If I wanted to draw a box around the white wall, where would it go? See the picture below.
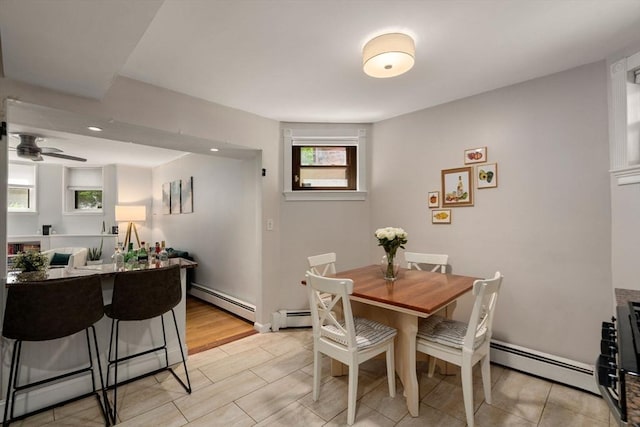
[1,76,280,327]
[8,163,116,236]
[115,164,153,245]
[152,153,261,304]
[371,61,611,364]
[278,123,373,311]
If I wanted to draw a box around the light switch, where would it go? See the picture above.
[266,219,274,231]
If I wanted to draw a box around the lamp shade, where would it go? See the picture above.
[115,205,146,222]
[363,33,415,78]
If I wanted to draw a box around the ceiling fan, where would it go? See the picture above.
[10,133,87,162]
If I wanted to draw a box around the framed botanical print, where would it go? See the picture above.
[432,209,451,224]
[477,163,498,189]
[441,167,474,207]
[428,191,440,208]
[464,147,487,164]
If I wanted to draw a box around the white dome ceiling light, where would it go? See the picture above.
[362,33,415,78]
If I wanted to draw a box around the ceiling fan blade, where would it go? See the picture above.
[41,152,87,162]
[39,147,63,154]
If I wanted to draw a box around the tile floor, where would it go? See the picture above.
[11,329,612,426]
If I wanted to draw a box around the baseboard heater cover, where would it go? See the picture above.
[271,309,312,331]
[189,283,256,322]
[490,339,598,394]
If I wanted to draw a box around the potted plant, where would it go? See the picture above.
[13,251,49,281]
[87,237,104,265]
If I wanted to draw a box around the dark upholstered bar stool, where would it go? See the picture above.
[2,275,110,426]
[105,264,191,423]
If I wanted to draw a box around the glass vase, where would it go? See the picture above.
[381,254,400,281]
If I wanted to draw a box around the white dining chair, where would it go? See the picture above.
[416,271,503,427]
[405,251,449,273]
[307,252,337,276]
[306,271,397,425]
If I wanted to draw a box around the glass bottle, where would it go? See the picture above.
[159,240,169,264]
[138,241,148,264]
[114,245,124,271]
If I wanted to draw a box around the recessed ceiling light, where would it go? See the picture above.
[210,148,219,152]
[87,126,103,132]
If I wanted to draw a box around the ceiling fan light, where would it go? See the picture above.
[363,33,415,78]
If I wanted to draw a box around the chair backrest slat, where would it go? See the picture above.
[405,252,449,273]
[306,270,357,349]
[463,271,503,351]
[307,252,337,277]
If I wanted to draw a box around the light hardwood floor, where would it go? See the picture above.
[185,296,256,355]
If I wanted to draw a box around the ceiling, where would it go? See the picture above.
[2,0,640,125]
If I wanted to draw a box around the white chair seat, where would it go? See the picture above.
[417,316,486,349]
[324,317,397,350]
[416,271,503,427]
[306,270,397,425]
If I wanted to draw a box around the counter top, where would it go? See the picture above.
[7,257,197,284]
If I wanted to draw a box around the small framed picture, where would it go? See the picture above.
[432,209,452,224]
[428,191,440,208]
[464,147,487,164]
[162,182,171,215]
[477,163,498,189]
[441,167,474,207]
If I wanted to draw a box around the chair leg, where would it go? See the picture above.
[386,343,396,397]
[169,309,192,393]
[109,319,121,424]
[312,350,321,401]
[427,355,437,378]
[87,326,111,426]
[461,362,475,427]
[480,354,492,404]
[347,363,358,425]
[2,340,21,426]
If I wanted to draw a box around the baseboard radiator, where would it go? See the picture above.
[189,283,256,323]
[271,309,312,331]
[490,339,597,394]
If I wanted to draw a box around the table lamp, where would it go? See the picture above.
[115,205,146,249]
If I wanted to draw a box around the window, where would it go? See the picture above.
[283,128,367,201]
[292,145,357,190]
[64,166,103,213]
[8,162,36,212]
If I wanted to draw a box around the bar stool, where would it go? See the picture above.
[105,264,191,423]
[2,275,110,426]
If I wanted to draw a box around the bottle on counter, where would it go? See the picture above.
[137,241,148,265]
[114,245,124,271]
[159,240,169,265]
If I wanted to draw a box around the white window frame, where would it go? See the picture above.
[283,128,367,201]
[63,166,104,214]
[8,162,37,213]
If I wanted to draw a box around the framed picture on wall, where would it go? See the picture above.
[464,147,487,164]
[170,179,181,214]
[162,182,171,215]
[477,163,498,189]
[181,177,194,213]
[428,191,440,208]
[432,209,451,224]
[441,167,474,207]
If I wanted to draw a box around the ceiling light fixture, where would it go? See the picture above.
[87,126,103,132]
[362,33,415,78]
[209,148,219,152]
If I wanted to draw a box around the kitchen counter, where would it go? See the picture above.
[1,258,196,418]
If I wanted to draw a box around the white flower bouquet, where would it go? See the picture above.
[374,227,408,280]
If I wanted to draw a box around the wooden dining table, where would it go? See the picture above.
[331,264,478,417]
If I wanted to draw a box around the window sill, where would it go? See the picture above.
[611,165,640,185]
[283,191,367,201]
[62,210,104,216]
